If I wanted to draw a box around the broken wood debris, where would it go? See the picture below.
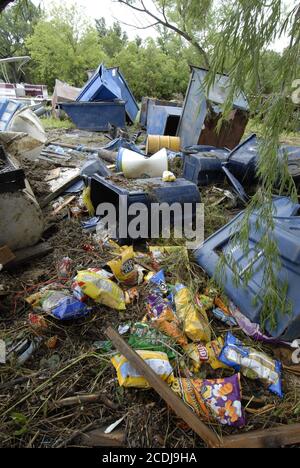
[4,242,53,270]
[40,174,81,208]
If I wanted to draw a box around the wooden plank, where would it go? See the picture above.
[40,175,81,209]
[222,424,300,448]
[45,168,61,182]
[105,327,220,448]
[0,245,15,266]
[4,242,53,270]
[48,141,117,163]
[52,195,76,216]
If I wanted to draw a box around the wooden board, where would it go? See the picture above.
[106,327,300,449]
[105,327,220,448]
[40,175,81,209]
[0,245,15,266]
[52,195,76,216]
[4,242,53,270]
[222,424,300,448]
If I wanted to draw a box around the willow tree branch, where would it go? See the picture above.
[116,0,210,67]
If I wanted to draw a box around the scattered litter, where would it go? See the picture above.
[116,147,168,179]
[111,350,174,388]
[75,270,126,310]
[104,416,126,435]
[162,170,176,182]
[219,332,283,397]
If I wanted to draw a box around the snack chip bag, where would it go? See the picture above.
[171,375,245,428]
[125,287,139,305]
[146,293,188,347]
[184,337,229,371]
[36,289,91,320]
[82,186,95,216]
[195,374,246,428]
[212,308,237,327]
[128,323,177,359]
[108,246,139,287]
[75,270,126,311]
[219,333,283,397]
[146,293,173,319]
[175,284,211,343]
[72,268,113,302]
[149,270,169,296]
[171,378,209,419]
[111,350,174,388]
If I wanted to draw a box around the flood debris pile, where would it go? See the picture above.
[0,62,300,449]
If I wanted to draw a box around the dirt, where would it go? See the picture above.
[0,127,299,448]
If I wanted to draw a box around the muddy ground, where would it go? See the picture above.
[0,127,299,448]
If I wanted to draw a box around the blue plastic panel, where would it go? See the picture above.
[77,64,122,102]
[183,154,224,186]
[59,101,126,131]
[147,103,182,135]
[194,196,300,341]
[107,67,139,124]
[90,175,201,242]
[0,98,23,131]
[227,134,300,184]
[177,67,249,149]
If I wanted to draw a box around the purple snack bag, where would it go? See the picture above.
[195,374,246,428]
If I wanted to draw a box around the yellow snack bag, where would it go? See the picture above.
[108,246,138,286]
[82,186,95,216]
[184,337,229,372]
[171,378,210,419]
[76,270,126,310]
[174,284,211,343]
[111,350,174,388]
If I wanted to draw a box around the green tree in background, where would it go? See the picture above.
[96,17,128,56]
[0,0,41,81]
[26,4,108,89]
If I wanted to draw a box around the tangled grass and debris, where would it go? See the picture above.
[0,128,299,449]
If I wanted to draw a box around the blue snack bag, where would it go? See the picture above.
[219,333,283,398]
[212,308,237,327]
[51,296,92,321]
[149,270,169,296]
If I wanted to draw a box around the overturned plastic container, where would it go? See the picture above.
[147,103,182,136]
[146,135,181,154]
[89,174,201,243]
[194,196,300,341]
[183,154,225,186]
[59,101,126,131]
[77,64,121,102]
[107,67,139,124]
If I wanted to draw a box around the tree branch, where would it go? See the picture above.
[116,0,210,67]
